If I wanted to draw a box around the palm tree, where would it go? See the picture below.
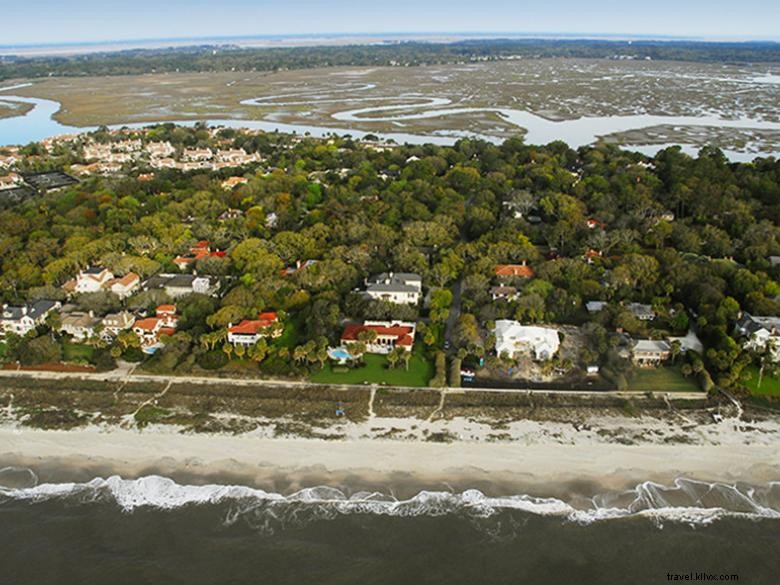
[669,340,682,364]
[398,348,412,371]
[222,342,234,361]
[316,347,328,369]
[234,343,247,359]
[758,339,776,391]
[293,345,307,365]
[350,341,367,364]
[249,339,268,364]
[357,329,378,347]
[386,348,400,369]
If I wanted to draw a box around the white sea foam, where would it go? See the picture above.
[1,474,778,529]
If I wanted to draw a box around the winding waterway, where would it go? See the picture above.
[1,83,779,161]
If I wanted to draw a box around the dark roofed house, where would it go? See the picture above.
[365,273,422,305]
[491,286,519,301]
[627,303,656,321]
[735,313,780,361]
[1,300,61,336]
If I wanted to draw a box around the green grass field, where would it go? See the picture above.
[741,366,780,397]
[62,340,95,363]
[273,320,301,349]
[629,366,701,393]
[311,350,433,387]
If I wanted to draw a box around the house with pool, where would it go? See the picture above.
[336,321,417,357]
[227,312,282,346]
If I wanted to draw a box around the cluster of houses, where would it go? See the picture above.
[69,137,264,177]
[487,261,712,369]
[58,265,189,353]
[172,240,226,271]
[0,252,225,354]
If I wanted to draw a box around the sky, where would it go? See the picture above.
[1,0,779,46]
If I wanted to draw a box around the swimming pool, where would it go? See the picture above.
[328,347,354,361]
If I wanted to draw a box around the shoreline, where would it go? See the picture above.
[2,426,779,497]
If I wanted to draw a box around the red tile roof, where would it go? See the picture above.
[341,323,415,346]
[134,317,161,332]
[174,241,211,265]
[495,264,535,278]
[228,312,278,335]
[113,272,139,287]
[156,304,177,315]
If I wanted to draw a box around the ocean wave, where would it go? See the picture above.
[1,473,778,529]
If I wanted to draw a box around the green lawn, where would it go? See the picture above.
[629,366,701,393]
[62,340,95,363]
[273,320,301,349]
[741,366,780,397]
[311,350,433,387]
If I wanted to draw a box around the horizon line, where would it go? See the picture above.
[3,31,780,51]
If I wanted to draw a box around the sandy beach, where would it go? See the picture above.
[2,426,778,497]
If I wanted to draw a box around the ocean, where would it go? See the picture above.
[1,469,779,584]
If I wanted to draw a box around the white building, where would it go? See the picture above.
[73,267,115,294]
[1,300,61,337]
[108,273,140,299]
[183,148,213,162]
[143,274,218,298]
[365,273,422,305]
[146,142,176,158]
[735,313,780,361]
[493,320,560,361]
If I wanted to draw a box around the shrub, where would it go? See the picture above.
[449,357,462,388]
[429,351,447,387]
[91,348,117,372]
[123,347,145,363]
[197,349,228,370]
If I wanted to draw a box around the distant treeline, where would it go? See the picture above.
[1,39,779,80]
